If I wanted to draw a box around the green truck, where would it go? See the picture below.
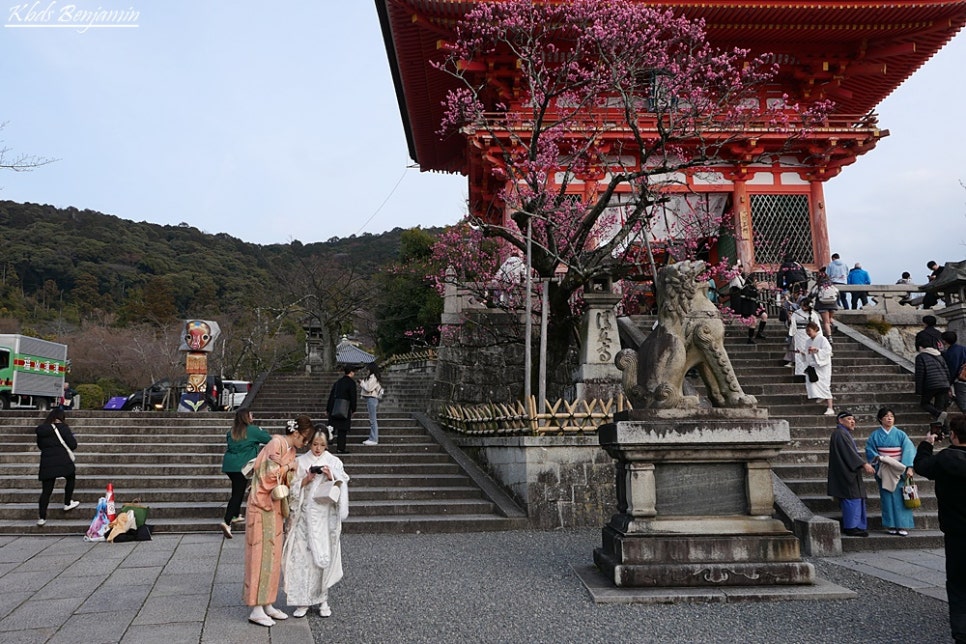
[0,334,68,410]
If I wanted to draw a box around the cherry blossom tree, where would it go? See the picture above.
[433,0,828,369]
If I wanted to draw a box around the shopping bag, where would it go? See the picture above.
[902,475,921,509]
[84,497,110,542]
[119,499,150,528]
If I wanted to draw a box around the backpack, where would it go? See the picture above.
[784,263,807,287]
[817,284,839,305]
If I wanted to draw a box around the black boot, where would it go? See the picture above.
[755,320,767,339]
[747,328,756,344]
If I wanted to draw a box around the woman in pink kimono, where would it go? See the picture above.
[243,415,314,627]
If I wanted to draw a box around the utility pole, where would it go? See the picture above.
[524,218,533,404]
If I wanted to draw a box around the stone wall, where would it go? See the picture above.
[453,435,615,529]
[431,308,578,412]
[430,310,525,413]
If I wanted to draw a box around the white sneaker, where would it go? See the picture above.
[219,522,232,539]
[64,500,80,511]
[293,606,308,618]
[318,602,332,618]
[823,408,836,416]
[264,605,288,620]
[36,518,46,526]
[362,439,378,446]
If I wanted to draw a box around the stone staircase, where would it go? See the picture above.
[0,368,526,535]
[717,322,944,552]
[249,371,527,533]
[0,410,234,535]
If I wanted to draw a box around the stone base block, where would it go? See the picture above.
[601,527,804,563]
[595,527,814,587]
[594,549,814,588]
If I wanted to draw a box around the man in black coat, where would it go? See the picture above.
[827,411,875,537]
[326,365,358,454]
[916,340,951,426]
[915,416,966,643]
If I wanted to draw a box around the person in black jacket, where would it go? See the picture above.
[915,416,966,643]
[326,366,358,454]
[35,408,80,526]
[776,254,808,297]
[916,339,952,426]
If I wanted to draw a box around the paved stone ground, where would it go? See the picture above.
[0,530,954,643]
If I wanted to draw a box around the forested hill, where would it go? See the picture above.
[0,200,438,324]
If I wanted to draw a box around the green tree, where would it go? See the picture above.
[375,228,442,355]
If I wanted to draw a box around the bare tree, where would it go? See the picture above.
[275,252,377,369]
[0,122,55,173]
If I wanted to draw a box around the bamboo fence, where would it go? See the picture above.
[438,395,631,436]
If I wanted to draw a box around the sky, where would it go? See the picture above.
[0,1,963,286]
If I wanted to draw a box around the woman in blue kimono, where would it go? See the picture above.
[864,407,917,535]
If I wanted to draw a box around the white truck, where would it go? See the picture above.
[0,334,68,410]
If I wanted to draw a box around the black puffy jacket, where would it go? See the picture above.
[915,349,951,394]
[36,422,77,480]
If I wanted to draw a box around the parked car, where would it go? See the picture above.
[220,380,251,410]
[121,375,224,411]
[121,379,173,411]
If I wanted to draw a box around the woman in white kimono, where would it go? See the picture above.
[788,297,821,376]
[282,430,349,618]
[802,321,835,415]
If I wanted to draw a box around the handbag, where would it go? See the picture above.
[52,424,75,463]
[119,499,150,528]
[902,475,922,509]
[804,365,819,383]
[331,398,350,421]
[241,458,256,478]
[958,361,966,382]
[313,480,341,504]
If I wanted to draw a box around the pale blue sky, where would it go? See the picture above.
[1,1,963,285]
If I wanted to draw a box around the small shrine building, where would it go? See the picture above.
[376,0,966,272]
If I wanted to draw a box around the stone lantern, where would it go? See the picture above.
[925,260,966,340]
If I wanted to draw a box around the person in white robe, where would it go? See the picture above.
[788,297,821,376]
[282,430,349,618]
[803,321,835,415]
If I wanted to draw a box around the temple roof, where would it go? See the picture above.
[376,0,966,173]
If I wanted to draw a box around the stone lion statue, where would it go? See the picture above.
[616,260,757,409]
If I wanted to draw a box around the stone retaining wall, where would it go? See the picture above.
[452,435,614,529]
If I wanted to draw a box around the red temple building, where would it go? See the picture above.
[376,1,966,271]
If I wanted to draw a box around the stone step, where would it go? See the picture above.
[341,514,529,534]
[840,529,945,552]
[350,486,485,501]
[348,498,497,517]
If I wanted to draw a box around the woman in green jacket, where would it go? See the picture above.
[221,409,271,538]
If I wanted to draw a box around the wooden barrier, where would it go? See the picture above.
[438,395,631,436]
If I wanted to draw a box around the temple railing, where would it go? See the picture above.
[818,284,927,315]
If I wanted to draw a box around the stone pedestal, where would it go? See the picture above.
[593,409,814,588]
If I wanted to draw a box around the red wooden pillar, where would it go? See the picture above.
[809,181,830,268]
[732,180,754,267]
